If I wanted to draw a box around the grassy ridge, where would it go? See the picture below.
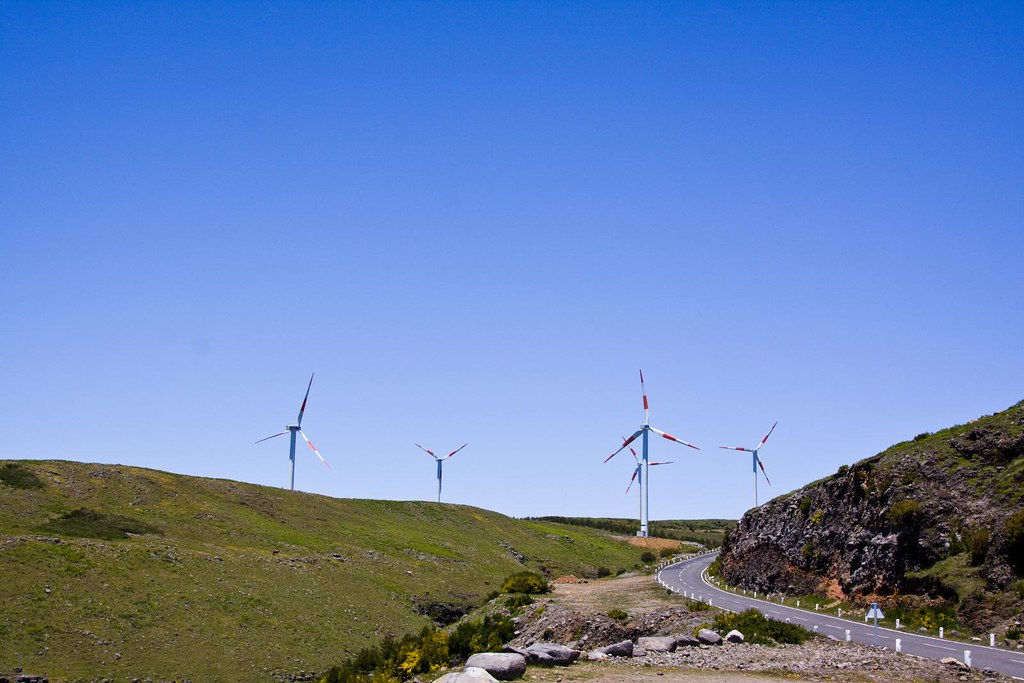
[528,516,735,546]
[0,460,644,681]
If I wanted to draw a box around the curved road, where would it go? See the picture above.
[658,553,1024,681]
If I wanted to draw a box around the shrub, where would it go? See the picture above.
[502,593,533,611]
[37,508,160,540]
[1005,511,1024,574]
[887,499,922,528]
[913,432,931,442]
[1007,627,1021,640]
[500,571,549,595]
[713,609,811,645]
[596,566,611,578]
[449,614,515,660]
[659,547,678,559]
[968,528,990,566]
[323,625,454,682]
[836,464,849,477]
[0,463,44,490]
[606,609,628,621]
[1013,579,1024,600]
[799,497,812,517]
[640,551,656,564]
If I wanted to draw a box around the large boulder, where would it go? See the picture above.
[593,639,633,657]
[637,636,676,653]
[464,653,527,680]
[434,667,500,682]
[697,629,723,645]
[524,642,580,666]
[673,635,700,648]
[725,630,745,643]
[501,645,537,664]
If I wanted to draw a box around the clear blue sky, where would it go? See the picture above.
[2,1,1021,521]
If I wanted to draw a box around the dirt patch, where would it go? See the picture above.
[548,573,683,614]
[613,535,684,550]
[552,575,589,585]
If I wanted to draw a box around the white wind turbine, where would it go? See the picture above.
[622,435,673,529]
[604,370,700,537]
[415,443,467,502]
[720,421,777,507]
[255,373,331,490]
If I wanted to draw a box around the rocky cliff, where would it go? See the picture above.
[719,401,1024,630]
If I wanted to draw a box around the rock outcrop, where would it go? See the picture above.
[719,400,1024,630]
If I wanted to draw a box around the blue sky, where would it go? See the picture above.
[2,1,1021,520]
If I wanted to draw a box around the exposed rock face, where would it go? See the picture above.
[464,653,527,680]
[719,401,1024,618]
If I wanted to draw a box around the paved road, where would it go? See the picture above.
[658,552,1024,681]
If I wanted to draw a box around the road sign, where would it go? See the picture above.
[866,604,884,620]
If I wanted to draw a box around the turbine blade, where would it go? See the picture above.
[255,431,288,444]
[759,420,779,447]
[720,445,753,452]
[626,466,639,493]
[649,461,674,466]
[444,443,468,459]
[757,456,771,486]
[650,427,700,450]
[415,443,437,458]
[296,373,314,427]
[299,430,330,470]
[622,435,640,463]
[639,369,649,422]
[605,429,643,463]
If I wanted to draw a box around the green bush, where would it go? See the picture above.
[1005,511,1024,574]
[37,507,160,540]
[0,463,44,490]
[969,528,990,566]
[799,497,812,517]
[659,547,678,559]
[836,464,849,477]
[502,593,534,611]
[500,571,549,595]
[887,499,922,528]
[1013,579,1024,599]
[640,551,656,564]
[596,566,611,578]
[1007,627,1021,640]
[606,609,628,621]
[713,609,812,645]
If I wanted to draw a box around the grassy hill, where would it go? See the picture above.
[529,516,736,547]
[0,460,645,681]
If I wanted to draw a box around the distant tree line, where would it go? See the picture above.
[527,516,735,547]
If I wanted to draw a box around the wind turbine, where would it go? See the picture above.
[622,435,673,529]
[604,370,700,537]
[255,373,331,490]
[720,421,777,508]
[415,443,467,502]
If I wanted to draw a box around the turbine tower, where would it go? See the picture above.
[255,373,331,490]
[720,420,777,507]
[622,435,673,529]
[604,370,699,537]
[415,443,467,502]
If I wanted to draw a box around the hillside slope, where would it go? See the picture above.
[719,401,1024,632]
[0,460,644,681]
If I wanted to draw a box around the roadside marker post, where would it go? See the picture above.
[939,627,944,639]
[895,618,900,630]
[815,603,819,611]
[845,629,851,642]
[866,602,884,645]
[990,633,995,647]
[895,639,901,653]
[964,650,971,667]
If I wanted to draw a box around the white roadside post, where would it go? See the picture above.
[964,650,972,667]
[813,625,818,633]
[845,629,851,642]
[838,608,843,618]
[939,627,944,639]
[895,639,901,653]
[895,618,900,630]
[990,633,995,647]
[866,602,884,645]
[815,603,820,611]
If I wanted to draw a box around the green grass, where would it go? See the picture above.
[526,516,736,546]
[0,459,645,681]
